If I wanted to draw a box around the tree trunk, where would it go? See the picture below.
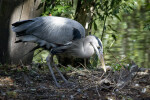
[0,0,44,65]
[74,0,95,35]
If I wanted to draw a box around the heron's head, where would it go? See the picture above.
[87,35,106,72]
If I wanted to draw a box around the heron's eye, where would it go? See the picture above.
[97,47,101,49]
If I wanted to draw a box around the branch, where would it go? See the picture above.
[101,15,107,41]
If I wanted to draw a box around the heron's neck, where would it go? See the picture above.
[82,40,95,58]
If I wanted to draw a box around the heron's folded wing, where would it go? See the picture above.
[26,16,85,45]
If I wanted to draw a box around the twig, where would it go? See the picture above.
[71,83,93,97]
[101,15,107,41]
[108,50,124,69]
[95,84,101,97]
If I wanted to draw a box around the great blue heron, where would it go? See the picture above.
[12,16,106,87]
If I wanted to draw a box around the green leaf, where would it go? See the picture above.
[108,25,118,32]
[114,14,121,21]
[90,54,98,68]
[41,0,46,3]
[93,22,98,30]
[144,23,150,31]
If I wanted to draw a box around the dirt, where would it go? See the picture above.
[0,63,150,100]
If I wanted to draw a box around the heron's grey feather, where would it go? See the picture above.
[19,35,38,42]
[73,28,82,40]
[30,16,85,44]
[12,16,85,46]
[12,20,34,33]
[18,35,57,49]
[12,19,33,26]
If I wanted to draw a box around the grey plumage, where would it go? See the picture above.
[12,16,85,48]
[12,16,106,87]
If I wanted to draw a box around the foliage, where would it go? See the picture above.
[144,23,150,31]
[33,48,49,63]
[104,0,150,68]
[112,64,122,71]
[92,0,135,40]
[42,0,74,18]
[90,54,98,68]
[59,65,72,72]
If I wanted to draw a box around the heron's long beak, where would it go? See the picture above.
[91,43,106,72]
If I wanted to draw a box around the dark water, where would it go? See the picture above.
[101,2,150,68]
[104,28,150,68]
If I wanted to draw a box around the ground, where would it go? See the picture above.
[0,63,150,100]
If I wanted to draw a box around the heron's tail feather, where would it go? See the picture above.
[12,17,43,36]
[12,20,32,27]
[15,40,23,43]
[12,20,33,36]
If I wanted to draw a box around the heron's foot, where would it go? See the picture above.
[64,79,69,84]
[55,82,61,88]
[54,64,69,84]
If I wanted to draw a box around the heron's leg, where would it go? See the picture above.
[54,65,68,83]
[46,54,60,87]
[84,58,86,67]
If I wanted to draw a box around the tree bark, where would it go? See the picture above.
[74,0,95,35]
[0,0,44,65]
